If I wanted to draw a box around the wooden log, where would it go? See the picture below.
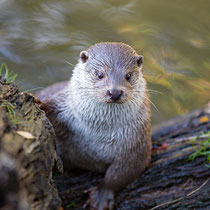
[0,81,62,210]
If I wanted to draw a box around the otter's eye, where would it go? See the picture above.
[125,72,132,81]
[97,71,104,80]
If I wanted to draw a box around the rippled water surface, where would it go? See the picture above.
[0,0,210,124]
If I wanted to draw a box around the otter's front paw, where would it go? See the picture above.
[84,187,114,210]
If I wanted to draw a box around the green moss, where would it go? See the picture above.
[1,102,18,124]
[66,201,77,208]
[188,131,210,167]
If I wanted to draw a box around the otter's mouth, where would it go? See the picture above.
[105,99,125,104]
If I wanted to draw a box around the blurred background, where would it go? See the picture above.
[0,0,209,125]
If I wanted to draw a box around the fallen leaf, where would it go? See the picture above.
[16,131,35,139]
[199,116,209,123]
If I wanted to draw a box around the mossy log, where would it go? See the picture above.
[0,81,62,210]
[0,81,209,210]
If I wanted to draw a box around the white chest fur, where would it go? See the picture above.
[56,87,148,165]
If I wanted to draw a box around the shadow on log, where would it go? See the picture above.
[0,81,209,209]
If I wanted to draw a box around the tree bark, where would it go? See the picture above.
[0,81,62,210]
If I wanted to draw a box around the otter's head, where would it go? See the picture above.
[75,42,145,104]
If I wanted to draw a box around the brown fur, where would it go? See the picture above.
[36,42,152,210]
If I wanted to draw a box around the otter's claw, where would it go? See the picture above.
[84,187,114,210]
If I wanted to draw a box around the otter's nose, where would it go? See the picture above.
[107,89,123,101]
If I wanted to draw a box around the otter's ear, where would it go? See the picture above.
[80,51,89,63]
[137,55,144,67]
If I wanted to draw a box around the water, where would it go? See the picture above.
[0,0,209,125]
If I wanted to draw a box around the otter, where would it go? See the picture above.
[36,42,152,210]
